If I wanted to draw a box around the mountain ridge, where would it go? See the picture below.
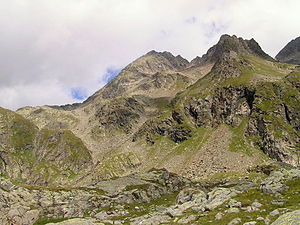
[30,34,275,111]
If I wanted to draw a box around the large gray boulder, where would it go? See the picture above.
[271,209,300,225]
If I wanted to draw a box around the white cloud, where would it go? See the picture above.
[0,0,299,110]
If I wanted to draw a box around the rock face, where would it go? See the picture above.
[276,36,300,65]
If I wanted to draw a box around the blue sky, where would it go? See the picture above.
[0,0,299,109]
[70,67,121,100]
[71,87,88,100]
[103,67,121,84]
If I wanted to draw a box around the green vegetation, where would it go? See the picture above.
[145,127,211,169]
[94,152,140,179]
[34,217,70,225]
[171,127,210,155]
[223,55,287,88]
[0,107,37,151]
[39,129,91,163]
[62,129,91,161]
[202,171,267,185]
[227,119,253,155]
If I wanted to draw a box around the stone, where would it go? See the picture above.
[256,217,265,221]
[206,188,238,211]
[271,210,300,225]
[271,200,285,206]
[227,199,242,208]
[176,188,207,205]
[251,201,262,208]
[245,206,260,212]
[228,217,242,225]
[243,222,257,225]
[261,169,300,194]
[177,215,198,224]
[130,213,171,225]
[226,207,240,214]
[215,212,224,220]
[23,210,40,225]
[269,209,280,217]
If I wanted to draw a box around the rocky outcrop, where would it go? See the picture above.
[246,75,300,166]
[132,117,191,144]
[184,86,254,127]
[276,36,300,65]
[260,168,300,194]
[94,97,145,133]
[176,67,300,166]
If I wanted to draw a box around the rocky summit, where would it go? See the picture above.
[276,36,300,65]
[1,34,300,225]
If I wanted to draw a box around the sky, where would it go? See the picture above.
[0,0,299,110]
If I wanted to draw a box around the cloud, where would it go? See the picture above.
[203,22,229,39]
[0,0,299,110]
[185,17,197,24]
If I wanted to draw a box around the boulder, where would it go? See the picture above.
[271,210,300,225]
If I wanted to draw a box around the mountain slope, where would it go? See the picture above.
[0,107,92,185]
[13,34,300,184]
[276,36,300,65]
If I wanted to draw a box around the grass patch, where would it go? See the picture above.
[0,107,37,151]
[227,119,253,155]
[34,217,70,225]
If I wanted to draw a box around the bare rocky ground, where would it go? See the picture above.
[1,166,300,225]
[181,125,264,179]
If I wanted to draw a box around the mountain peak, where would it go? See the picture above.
[85,50,190,101]
[124,50,189,75]
[191,34,274,66]
[276,36,300,65]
